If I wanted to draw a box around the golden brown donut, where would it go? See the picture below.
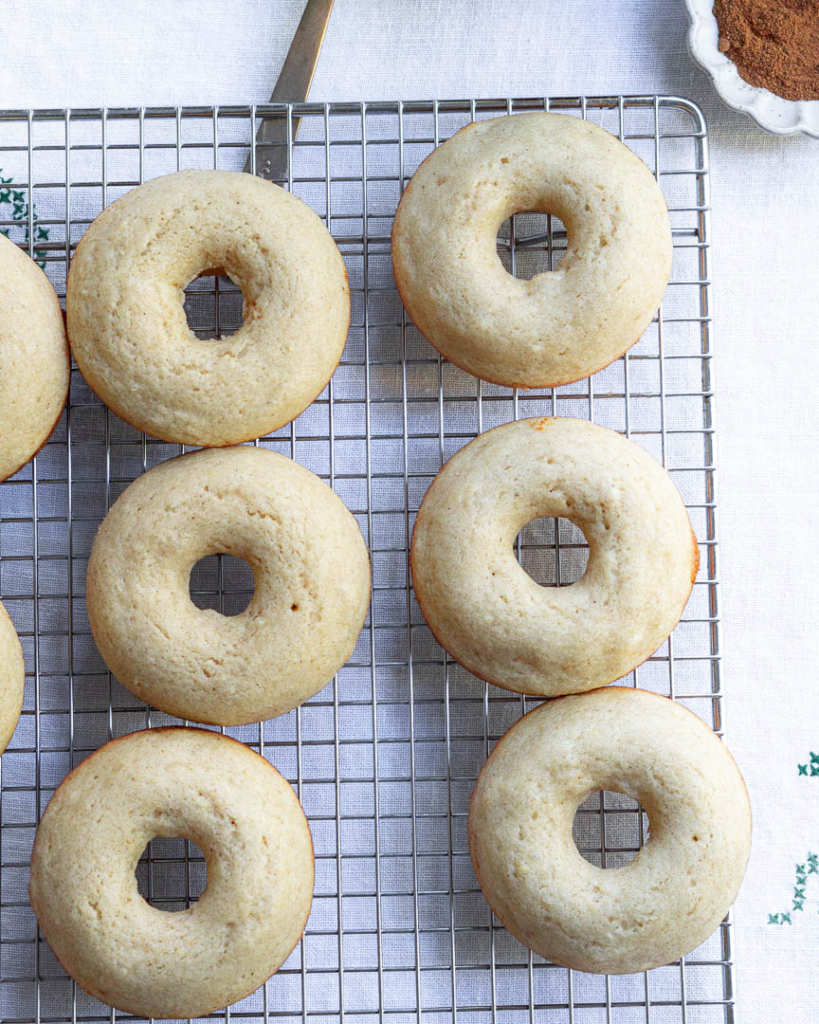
[86,446,371,725]
[0,599,24,753]
[67,169,349,445]
[411,418,697,696]
[393,112,671,388]
[0,232,69,481]
[469,687,752,974]
[29,727,314,1018]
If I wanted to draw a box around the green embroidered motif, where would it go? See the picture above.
[769,855,819,922]
[769,757,819,923]
[0,171,49,269]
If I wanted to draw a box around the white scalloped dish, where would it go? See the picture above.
[685,0,819,137]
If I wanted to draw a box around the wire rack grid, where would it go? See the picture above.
[0,97,726,1024]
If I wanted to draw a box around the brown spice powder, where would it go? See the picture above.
[713,0,819,101]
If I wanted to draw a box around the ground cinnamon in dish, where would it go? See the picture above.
[713,0,819,101]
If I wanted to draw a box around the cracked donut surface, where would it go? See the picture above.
[29,727,314,1018]
[410,417,698,696]
[392,112,671,387]
[468,687,751,974]
[86,446,370,725]
[67,169,349,446]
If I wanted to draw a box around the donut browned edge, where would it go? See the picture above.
[408,421,700,697]
[0,304,70,485]
[65,197,351,448]
[391,122,658,392]
[466,686,751,974]
[0,396,68,485]
[28,726,315,1018]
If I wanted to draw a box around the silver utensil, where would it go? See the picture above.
[244,0,335,180]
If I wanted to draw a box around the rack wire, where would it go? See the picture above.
[0,98,727,1024]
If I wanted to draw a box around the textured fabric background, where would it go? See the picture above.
[1,2,817,1022]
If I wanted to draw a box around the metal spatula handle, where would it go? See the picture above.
[244,0,335,179]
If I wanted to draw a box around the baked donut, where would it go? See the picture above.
[411,417,697,696]
[0,232,69,481]
[67,169,349,446]
[0,600,24,753]
[29,727,314,1018]
[468,687,752,975]
[86,446,370,725]
[392,112,671,388]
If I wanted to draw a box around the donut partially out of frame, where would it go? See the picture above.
[0,600,24,754]
[0,232,69,482]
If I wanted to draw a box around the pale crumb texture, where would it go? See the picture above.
[411,417,697,695]
[0,600,24,753]
[29,727,315,1019]
[86,445,370,725]
[468,687,752,975]
[67,169,350,446]
[0,232,70,481]
[392,112,672,388]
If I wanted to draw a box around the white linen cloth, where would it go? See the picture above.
[1,2,817,1022]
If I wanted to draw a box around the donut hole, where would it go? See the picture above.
[189,554,254,615]
[135,836,207,911]
[496,211,567,278]
[516,517,588,587]
[572,790,650,869]
[184,270,245,340]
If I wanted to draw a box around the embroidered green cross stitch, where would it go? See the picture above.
[769,856,819,924]
[0,171,49,269]
[764,758,819,926]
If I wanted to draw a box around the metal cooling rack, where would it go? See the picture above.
[0,97,727,1024]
